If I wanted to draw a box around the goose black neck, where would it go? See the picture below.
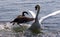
[22,11,28,16]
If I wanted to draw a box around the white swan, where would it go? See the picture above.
[28,5,41,34]
[29,10,60,24]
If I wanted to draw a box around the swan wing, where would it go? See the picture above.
[28,10,60,24]
[28,10,36,18]
[39,10,60,24]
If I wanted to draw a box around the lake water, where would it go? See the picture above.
[0,0,60,37]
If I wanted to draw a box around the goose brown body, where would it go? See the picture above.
[10,11,35,25]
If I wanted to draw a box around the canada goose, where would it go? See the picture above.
[10,11,35,25]
[28,5,42,34]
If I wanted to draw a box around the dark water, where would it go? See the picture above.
[0,0,60,37]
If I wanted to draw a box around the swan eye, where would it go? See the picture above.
[35,6,37,10]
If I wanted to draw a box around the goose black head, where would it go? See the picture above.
[35,5,40,10]
[22,11,28,16]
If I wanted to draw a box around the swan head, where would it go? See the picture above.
[35,5,40,10]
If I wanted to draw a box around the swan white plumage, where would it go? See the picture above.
[29,10,36,18]
[29,10,60,24]
[39,10,60,24]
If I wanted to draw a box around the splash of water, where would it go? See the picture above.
[0,22,12,31]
